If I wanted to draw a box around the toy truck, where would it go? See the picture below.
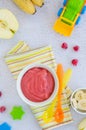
[53,0,86,36]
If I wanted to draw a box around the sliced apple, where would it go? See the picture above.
[78,118,86,130]
[0,9,19,39]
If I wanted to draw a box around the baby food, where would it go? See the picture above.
[21,67,55,102]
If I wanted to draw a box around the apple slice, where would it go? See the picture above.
[0,9,19,39]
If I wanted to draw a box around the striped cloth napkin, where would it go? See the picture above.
[5,41,73,130]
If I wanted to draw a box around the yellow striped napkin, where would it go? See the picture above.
[5,41,73,130]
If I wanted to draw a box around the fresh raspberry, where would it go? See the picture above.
[61,42,68,49]
[0,91,2,97]
[71,59,78,66]
[0,106,6,113]
[73,45,79,51]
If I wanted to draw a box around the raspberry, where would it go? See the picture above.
[73,45,79,51]
[61,42,68,49]
[71,59,78,66]
[0,106,6,113]
[0,91,2,97]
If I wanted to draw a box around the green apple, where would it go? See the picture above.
[0,9,19,39]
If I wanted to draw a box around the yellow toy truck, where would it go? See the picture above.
[53,0,86,36]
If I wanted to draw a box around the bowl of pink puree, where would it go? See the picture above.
[17,64,58,107]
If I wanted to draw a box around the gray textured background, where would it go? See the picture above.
[0,0,86,130]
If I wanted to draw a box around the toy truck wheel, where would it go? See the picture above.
[63,0,67,6]
[57,8,63,16]
[81,6,86,14]
[75,16,81,25]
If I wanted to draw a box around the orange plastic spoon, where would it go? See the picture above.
[55,64,64,123]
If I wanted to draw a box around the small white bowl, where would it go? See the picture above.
[17,64,58,107]
[71,88,86,114]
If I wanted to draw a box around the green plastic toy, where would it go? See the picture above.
[53,0,86,36]
[63,0,85,22]
[10,106,25,120]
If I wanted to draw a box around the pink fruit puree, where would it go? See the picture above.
[21,67,55,102]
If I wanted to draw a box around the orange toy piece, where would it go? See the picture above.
[53,7,76,36]
[55,64,64,123]
[53,18,74,36]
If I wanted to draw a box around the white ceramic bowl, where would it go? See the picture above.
[71,88,86,114]
[17,64,58,107]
